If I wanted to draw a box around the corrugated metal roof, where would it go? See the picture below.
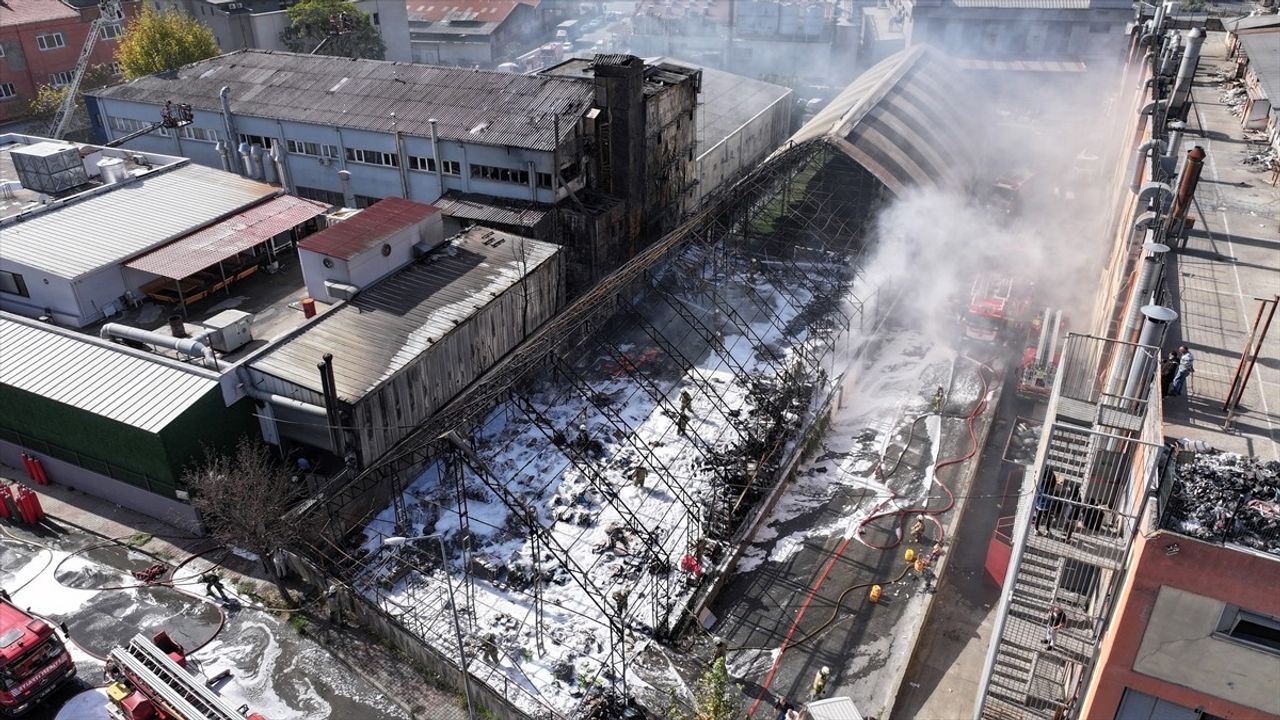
[251,227,560,403]
[92,51,597,152]
[0,0,79,25]
[776,46,978,195]
[1240,32,1280,104]
[125,195,329,279]
[2,164,280,279]
[654,58,792,156]
[300,197,441,259]
[951,0,1089,7]
[0,314,218,433]
[432,190,550,227]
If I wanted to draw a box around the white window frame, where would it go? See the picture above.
[1215,605,1280,656]
[100,23,124,40]
[440,159,461,176]
[345,147,399,167]
[0,83,16,101]
[287,139,339,159]
[48,71,76,88]
[179,125,221,142]
[109,115,171,137]
[36,32,66,51]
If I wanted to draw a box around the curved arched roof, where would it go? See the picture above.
[780,46,979,195]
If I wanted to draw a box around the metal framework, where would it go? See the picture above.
[301,141,891,716]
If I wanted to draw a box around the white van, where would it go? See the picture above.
[806,697,865,720]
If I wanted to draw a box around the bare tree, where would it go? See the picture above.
[184,438,300,605]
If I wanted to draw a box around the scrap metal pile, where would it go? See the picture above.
[1165,451,1280,553]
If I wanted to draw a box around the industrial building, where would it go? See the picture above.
[247,219,563,467]
[859,0,1132,72]
[0,133,331,328]
[406,0,540,66]
[543,56,793,211]
[89,50,700,290]
[170,0,411,61]
[627,0,860,86]
[1225,14,1280,154]
[0,312,254,527]
[0,0,140,125]
[974,14,1280,720]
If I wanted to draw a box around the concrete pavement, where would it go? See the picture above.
[0,466,467,720]
[1162,32,1280,462]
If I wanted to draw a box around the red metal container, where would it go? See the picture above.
[29,456,49,486]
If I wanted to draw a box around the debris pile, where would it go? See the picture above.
[1165,451,1280,554]
[1219,84,1248,117]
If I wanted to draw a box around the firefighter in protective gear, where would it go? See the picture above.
[932,386,945,414]
[677,412,690,436]
[910,517,927,544]
[480,632,499,664]
[632,465,648,488]
[811,666,831,698]
[680,389,693,413]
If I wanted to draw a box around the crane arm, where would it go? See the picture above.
[49,0,123,140]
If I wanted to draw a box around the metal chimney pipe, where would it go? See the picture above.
[1159,31,1182,77]
[1165,120,1185,160]
[428,119,445,191]
[1152,1,1167,33]
[1123,305,1178,406]
[250,145,267,181]
[1170,28,1204,114]
[219,86,240,175]
[1130,138,1167,192]
[1106,243,1170,395]
[1170,145,1205,228]
[270,143,291,193]
[337,170,355,208]
[214,141,233,173]
[238,142,254,177]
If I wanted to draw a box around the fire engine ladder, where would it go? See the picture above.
[109,634,245,720]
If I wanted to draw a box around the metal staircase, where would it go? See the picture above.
[976,334,1164,720]
[109,634,246,720]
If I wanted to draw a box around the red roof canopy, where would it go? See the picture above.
[299,197,440,260]
[125,195,329,279]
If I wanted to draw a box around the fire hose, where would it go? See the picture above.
[743,359,994,716]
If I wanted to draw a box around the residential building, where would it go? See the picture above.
[169,0,411,61]
[0,0,140,125]
[87,50,701,289]
[406,0,540,66]
[627,0,860,86]
[0,133,328,327]
[863,0,1133,72]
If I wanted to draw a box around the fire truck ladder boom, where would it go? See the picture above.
[50,0,123,140]
[108,634,245,720]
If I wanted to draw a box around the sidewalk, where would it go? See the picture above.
[1162,31,1280,462]
[1,463,465,720]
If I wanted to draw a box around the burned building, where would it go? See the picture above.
[87,50,696,295]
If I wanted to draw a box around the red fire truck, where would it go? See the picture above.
[1017,307,1066,400]
[0,599,76,717]
[962,275,1030,344]
[105,632,266,720]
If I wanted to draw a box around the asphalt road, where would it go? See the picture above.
[1,519,405,720]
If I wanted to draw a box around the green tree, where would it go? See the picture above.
[27,64,116,136]
[280,0,385,60]
[669,658,741,720]
[115,7,221,80]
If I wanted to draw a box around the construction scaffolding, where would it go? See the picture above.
[302,141,892,717]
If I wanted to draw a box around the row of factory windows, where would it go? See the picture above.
[105,120,563,189]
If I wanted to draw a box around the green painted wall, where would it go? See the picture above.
[0,384,254,499]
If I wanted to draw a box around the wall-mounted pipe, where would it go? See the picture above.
[249,145,267,182]
[1170,28,1204,114]
[1170,145,1205,226]
[99,323,219,369]
[428,118,445,193]
[238,142,254,178]
[1164,120,1186,160]
[1136,181,1174,210]
[338,170,355,208]
[1130,138,1168,191]
[214,141,233,173]
[219,87,240,176]
[1123,305,1178,407]
[270,143,292,194]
